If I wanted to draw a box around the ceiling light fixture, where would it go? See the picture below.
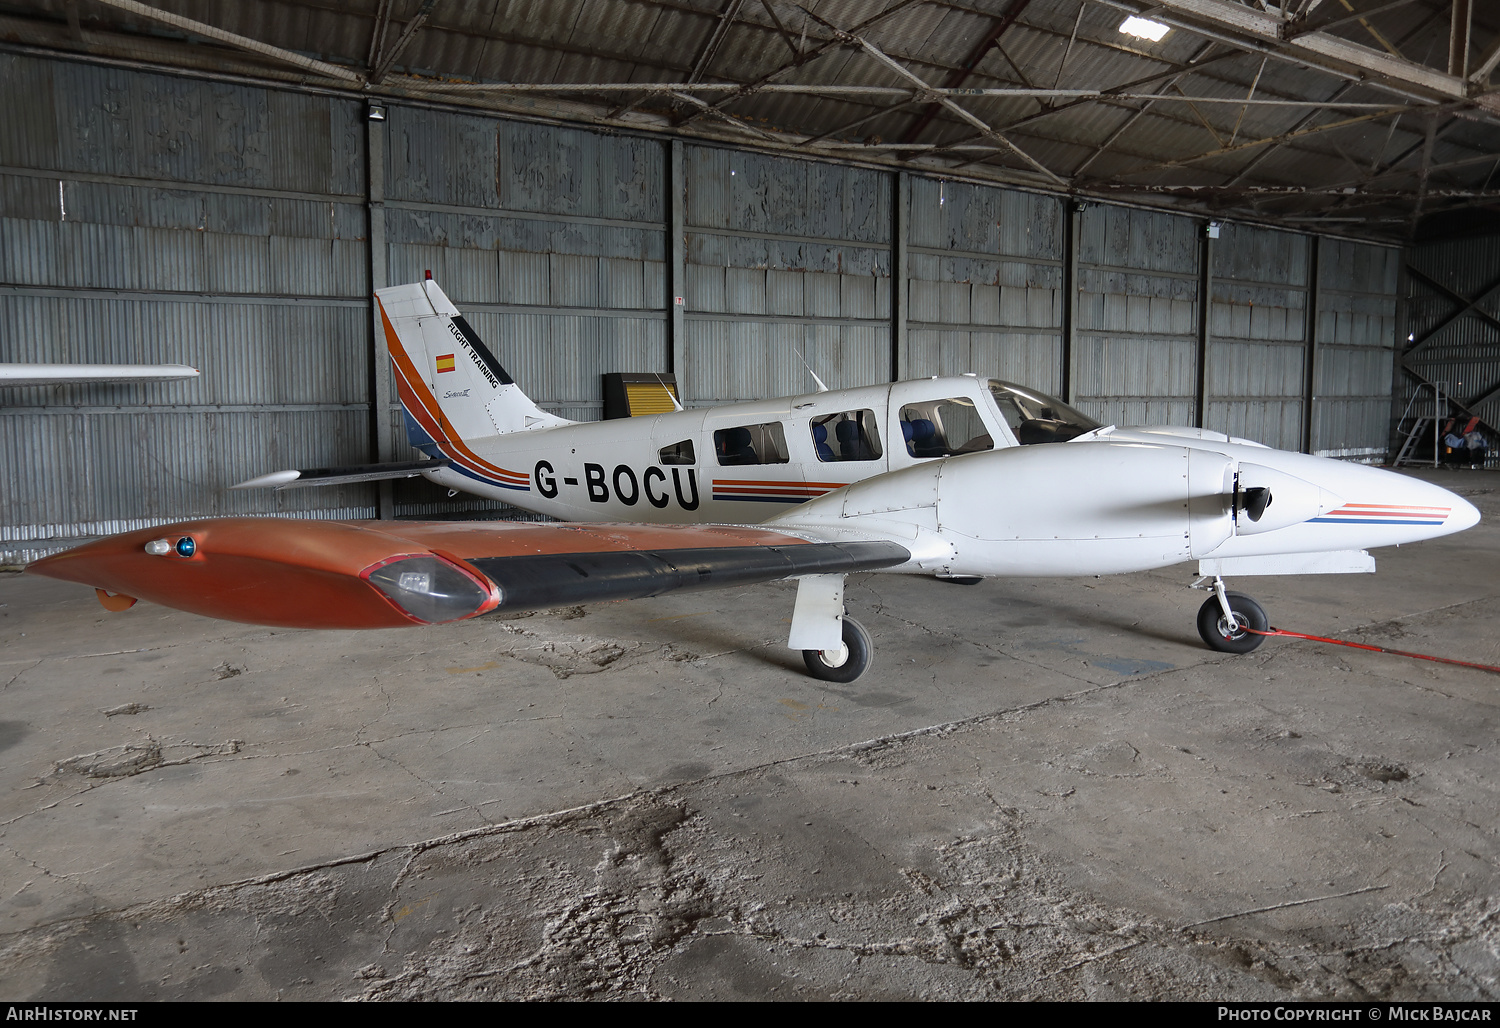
[1119,15,1170,42]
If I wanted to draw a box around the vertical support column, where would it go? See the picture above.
[1301,234,1322,454]
[366,101,395,520]
[668,139,687,401]
[1392,258,1414,460]
[891,170,909,381]
[1194,221,1215,430]
[1061,200,1082,403]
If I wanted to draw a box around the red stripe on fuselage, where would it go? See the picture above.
[1341,503,1449,510]
[1323,505,1448,519]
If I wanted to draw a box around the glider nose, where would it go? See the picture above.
[27,533,134,587]
[26,519,486,629]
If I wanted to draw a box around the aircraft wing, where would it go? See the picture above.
[0,363,200,386]
[27,518,910,630]
[231,459,454,490]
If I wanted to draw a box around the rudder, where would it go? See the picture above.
[376,278,569,450]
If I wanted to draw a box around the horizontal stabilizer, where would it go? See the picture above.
[232,459,452,491]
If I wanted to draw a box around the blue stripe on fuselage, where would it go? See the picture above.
[712,494,806,503]
[446,461,530,492]
[1308,517,1444,525]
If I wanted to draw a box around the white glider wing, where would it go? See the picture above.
[0,364,200,386]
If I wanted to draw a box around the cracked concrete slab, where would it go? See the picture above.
[0,469,1495,999]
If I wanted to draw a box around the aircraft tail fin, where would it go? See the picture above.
[375,279,570,453]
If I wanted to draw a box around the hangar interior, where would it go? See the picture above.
[3,0,1498,560]
[1,0,1499,1003]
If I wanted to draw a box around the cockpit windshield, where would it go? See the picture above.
[986,380,1101,445]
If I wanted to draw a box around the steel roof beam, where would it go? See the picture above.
[1449,0,1472,78]
[1116,102,1413,175]
[1469,30,1500,86]
[687,0,746,83]
[797,10,1064,185]
[85,0,362,83]
[900,0,1032,144]
[408,79,1406,107]
[758,0,803,58]
[370,0,439,84]
[366,0,395,73]
[1288,0,1425,39]
[1098,0,1469,102]
[671,0,925,129]
[1230,8,1467,198]
[1221,80,1358,187]
[800,100,919,146]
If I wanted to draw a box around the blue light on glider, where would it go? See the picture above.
[175,536,196,558]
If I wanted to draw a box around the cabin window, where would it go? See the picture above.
[714,422,789,465]
[659,439,695,465]
[899,398,993,458]
[987,380,1100,444]
[811,410,882,462]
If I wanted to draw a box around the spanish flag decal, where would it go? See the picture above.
[435,353,456,374]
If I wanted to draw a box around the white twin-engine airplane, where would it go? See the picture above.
[32,277,1479,683]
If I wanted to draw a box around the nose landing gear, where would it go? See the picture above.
[1193,575,1268,653]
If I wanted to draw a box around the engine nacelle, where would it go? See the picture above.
[1232,462,1343,535]
[779,442,1238,577]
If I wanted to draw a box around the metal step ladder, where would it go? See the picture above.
[1393,382,1447,467]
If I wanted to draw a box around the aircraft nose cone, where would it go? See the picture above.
[1404,475,1481,537]
[1448,492,1481,533]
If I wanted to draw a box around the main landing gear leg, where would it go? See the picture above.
[1193,575,1268,654]
[789,574,874,682]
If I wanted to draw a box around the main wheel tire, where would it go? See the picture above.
[939,575,983,586]
[803,616,873,683]
[1196,592,1268,653]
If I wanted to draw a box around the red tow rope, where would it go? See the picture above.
[1246,627,1500,676]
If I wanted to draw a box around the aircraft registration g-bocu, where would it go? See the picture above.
[30,279,1480,683]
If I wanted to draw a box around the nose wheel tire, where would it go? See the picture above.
[803,617,872,682]
[1196,592,1268,654]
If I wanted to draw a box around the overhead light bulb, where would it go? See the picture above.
[1119,16,1170,42]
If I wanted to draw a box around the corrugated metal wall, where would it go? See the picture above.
[1400,236,1500,449]
[1,54,373,563]
[1317,238,1400,458]
[1074,204,1201,427]
[1208,222,1309,452]
[384,108,666,421]
[904,179,1062,389]
[0,51,1407,562]
[378,107,667,516]
[684,147,890,401]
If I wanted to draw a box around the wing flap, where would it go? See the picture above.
[466,541,908,611]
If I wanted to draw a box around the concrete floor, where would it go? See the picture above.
[0,468,1496,1000]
